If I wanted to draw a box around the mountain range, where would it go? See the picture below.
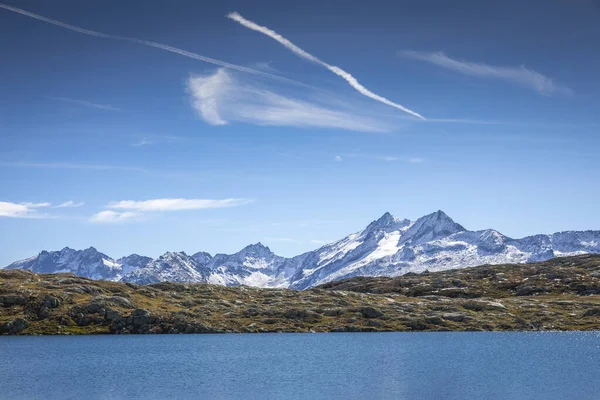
[4,210,600,289]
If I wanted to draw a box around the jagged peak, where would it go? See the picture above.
[365,212,409,232]
[400,210,465,245]
[241,242,271,252]
[160,251,189,259]
[229,242,275,260]
[416,210,461,227]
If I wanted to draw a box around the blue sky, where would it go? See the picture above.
[1,0,599,265]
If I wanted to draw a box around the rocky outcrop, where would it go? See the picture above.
[0,318,29,334]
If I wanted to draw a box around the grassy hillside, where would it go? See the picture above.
[1,255,599,335]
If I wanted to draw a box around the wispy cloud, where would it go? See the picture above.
[227,12,425,120]
[0,201,52,218]
[91,198,253,223]
[55,201,84,208]
[334,155,343,162]
[132,137,153,147]
[47,97,123,112]
[0,3,300,86]
[90,210,139,223]
[107,198,253,212]
[187,69,389,132]
[401,51,572,96]
[250,61,277,72]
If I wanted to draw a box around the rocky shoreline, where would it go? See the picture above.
[1,255,599,335]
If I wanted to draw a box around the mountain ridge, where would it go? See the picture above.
[4,210,600,289]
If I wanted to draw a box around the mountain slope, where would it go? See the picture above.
[121,252,208,284]
[4,210,600,289]
[204,243,290,287]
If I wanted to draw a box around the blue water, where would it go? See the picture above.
[0,332,599,400]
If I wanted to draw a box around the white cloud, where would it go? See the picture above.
[108,198,253,212]
[0,201,51,218]
[132,137,153,147]
[20,202,51,208]
[91,198,253,223]
[90,210,139,223]
[187,69,389,132]
[334,155,343,162]
[402,51,572,96]
[227,12,425,120]
[55,201,84,208]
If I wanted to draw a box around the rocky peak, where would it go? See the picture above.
[191,251,213,266]
[237,242,273,257]
[401,210,465,245]
[365,212,410,234]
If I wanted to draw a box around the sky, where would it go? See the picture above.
[1,0,599,266]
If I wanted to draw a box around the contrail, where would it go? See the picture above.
[0,3,298,84]
[227,12,426,120]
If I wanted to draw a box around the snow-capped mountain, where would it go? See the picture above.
[117,254,152,275]
[4,247,122,280]
[204,243,290,287]
[4,211,600,289]
[121,252,208,284]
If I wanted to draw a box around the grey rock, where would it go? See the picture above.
[0,318,29,334]
[442,312,468,322]
[322,308,344,317]
[105,310,123,322]
[132,309,150,327]
[90,295,134,309]
[42,295,61,309]
[0,295,28,307]
[583,308,600,317]
[359,307,384,318]
[243,308,260,317]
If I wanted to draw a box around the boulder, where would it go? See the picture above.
[0,318,29,334]
[322,308,344,317]
[359,307,384,318]
[282,309,322,322]
[0,295,28,307]
[243,308,260,317]
[41,295,62,309]
[442,312,468,322]
[105,310,123,322]
[90,295,134,309]
[583,309,600,317]
[131,309,150,327]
